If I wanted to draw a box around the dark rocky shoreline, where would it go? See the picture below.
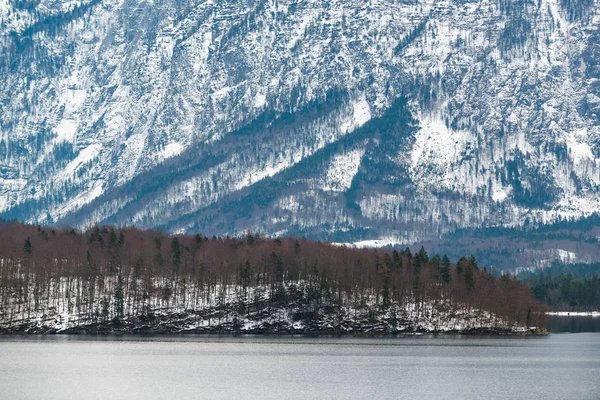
[0,311,548,336]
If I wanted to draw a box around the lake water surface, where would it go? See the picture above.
[548,314,600,333]
[1,328,599,399]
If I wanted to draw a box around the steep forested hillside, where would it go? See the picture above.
[524,273,600,311]
[415,213,600,271]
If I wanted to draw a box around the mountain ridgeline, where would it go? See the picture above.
[2,0,600,272]
[0,222,546,334]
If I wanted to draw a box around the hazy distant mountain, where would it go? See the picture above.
[2,0,600,269]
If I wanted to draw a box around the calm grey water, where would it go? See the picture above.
[1,333,599,400]
[548,314,600,333]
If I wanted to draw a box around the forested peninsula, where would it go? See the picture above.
[0,223,546,335]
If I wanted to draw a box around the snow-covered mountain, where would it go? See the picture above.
[2,0,600,266]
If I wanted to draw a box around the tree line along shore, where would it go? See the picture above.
[0,222,546,334]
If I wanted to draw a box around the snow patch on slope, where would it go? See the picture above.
[492,188,510,203]
[235,157,294,190]
[340,99,372,134]
[159,142,184,161]
[322,148,365,192]
[565,129,595,164]
[61,144,102,178]
[254,92,267,109]
[332,236,410,249]
[53,182,104,221]
[53,120,78,143]
[411,114,470,169]
[409,113,477,193]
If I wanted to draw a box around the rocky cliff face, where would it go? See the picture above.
[2,0,600,267]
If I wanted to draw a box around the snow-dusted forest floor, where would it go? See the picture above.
[0,280,544,335]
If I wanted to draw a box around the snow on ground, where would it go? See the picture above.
[0,275,528,334]
[159,142,184,161]
[61,144,102,178]
[546,312,600,317]
[0,179,27,212]
[409,112,476,193]
[565,129,595,164]
[340,239,397,248]
[254,92,267,109]
[340,98,372,134]
[492,188,510,203]
[410,114,467,169]
[513,248,591,274]
[322,148,365,192]
[52,120,78,143]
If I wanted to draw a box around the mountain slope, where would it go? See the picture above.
[2,0,600,269]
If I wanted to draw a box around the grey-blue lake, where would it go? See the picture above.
[1,328,599,399]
